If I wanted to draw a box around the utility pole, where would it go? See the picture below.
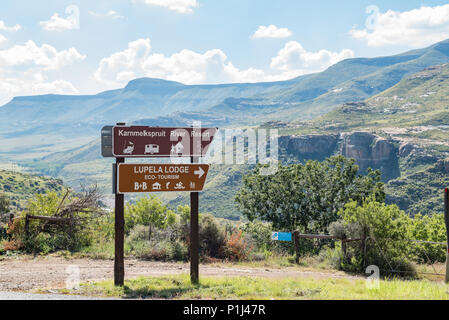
[444,188,449,283]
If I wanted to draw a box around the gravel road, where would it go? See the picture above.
[0,256,361,293]
[0,291,110,300]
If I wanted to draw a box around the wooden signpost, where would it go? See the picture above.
[117,164,209,194]
[112,126,217,158]
[102,124,217,286]
[444,188,449,283]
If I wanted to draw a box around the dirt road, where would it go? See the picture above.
[0,256,360,291]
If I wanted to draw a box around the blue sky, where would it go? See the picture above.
[1,0,449,104]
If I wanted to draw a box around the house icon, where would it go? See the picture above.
[171,142,184,155]
[152,182,162,190]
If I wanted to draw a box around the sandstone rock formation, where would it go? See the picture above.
[279,131,400,181]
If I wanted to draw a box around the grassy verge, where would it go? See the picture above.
[58,274,449,300]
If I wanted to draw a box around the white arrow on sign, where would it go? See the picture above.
[194,167,205,179]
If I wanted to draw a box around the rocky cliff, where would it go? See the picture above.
[279,134,338,161]
[279,131,400,181]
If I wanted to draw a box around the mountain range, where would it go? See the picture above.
[3,39,449,160]
[3,39,449,218]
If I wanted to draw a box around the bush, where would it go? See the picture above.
[12,190,104,254]
[407,213,447,263]
[0,224,7,241]
[126,224,189,261]
[223,230,252,261]
[334,198,416,276]
[147,240,188,261]
[128,225,150,243]
[199,215,225,259]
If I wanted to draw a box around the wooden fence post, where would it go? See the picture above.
[293,231,300,263]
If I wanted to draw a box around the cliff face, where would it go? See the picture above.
[341,132,400,180]
[280,131,400,181]
[279,134,338,161]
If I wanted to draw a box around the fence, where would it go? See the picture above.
[293,232,448,279]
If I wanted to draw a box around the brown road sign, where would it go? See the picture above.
[112,126,217,158]
[117,164,210,194]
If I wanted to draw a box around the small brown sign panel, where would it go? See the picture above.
[113,126,217,158]
[117,164,210,194]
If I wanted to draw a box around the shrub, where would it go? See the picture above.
[0,224,7,241]
[128,225,150,243]
[126,224,189,261]
[169,240,189,261]
[407,213,447,263]
[241,221,273,251]
[13,189,104,254]
[125,195,176,239]
[199,215,225,259]
[334,198,416,276]
[150,240,188,261]
[223,230,252,261]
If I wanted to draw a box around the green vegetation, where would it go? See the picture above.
[0,169,65,213]
[385,161,449,216]
[331,199,415,275]
[61,274,449,300]
[7,187,104,254]
[0,193,9,215]
[236,156,384,234]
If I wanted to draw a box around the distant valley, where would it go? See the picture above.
[3,39,449,219]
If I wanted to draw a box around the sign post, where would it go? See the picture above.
[190,156,200,285]
[271,232,293,242]
[445,188,449,283]
[116,164,209,193]
[114,157,125,287]
[102,124,216,286]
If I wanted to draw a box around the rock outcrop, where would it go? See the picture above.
[341,132,400,181]
[279,134,338,161]
[279,131,400,181]
[429,158,449,173]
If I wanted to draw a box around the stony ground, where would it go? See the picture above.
[0,256,360,292]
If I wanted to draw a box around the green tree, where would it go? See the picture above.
[235,155,385,234]
[0,193,10,215]
[126,195,176,240]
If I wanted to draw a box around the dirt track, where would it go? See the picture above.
[0,256,360,291]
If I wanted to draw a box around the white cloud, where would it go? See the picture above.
[270,41,354,76]
[350,4,449,47]
[0,34,6,45]
[89,10,123,19]
[252,25,293,39]
[32,80,79,95]
[0,41,85,105]
[40,6,80,32]
[94,38,354,87]
[135,0,199,14]
[94,38,264,85]
[0,21,21,32]
[0,40,86,70]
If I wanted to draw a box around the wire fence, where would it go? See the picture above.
[348,237,448,278]
[295,233,448,278]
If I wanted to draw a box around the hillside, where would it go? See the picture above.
[6,39,449,219]
[3,39,449,160]
[272,63,449,216]
[0,170,65,214]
